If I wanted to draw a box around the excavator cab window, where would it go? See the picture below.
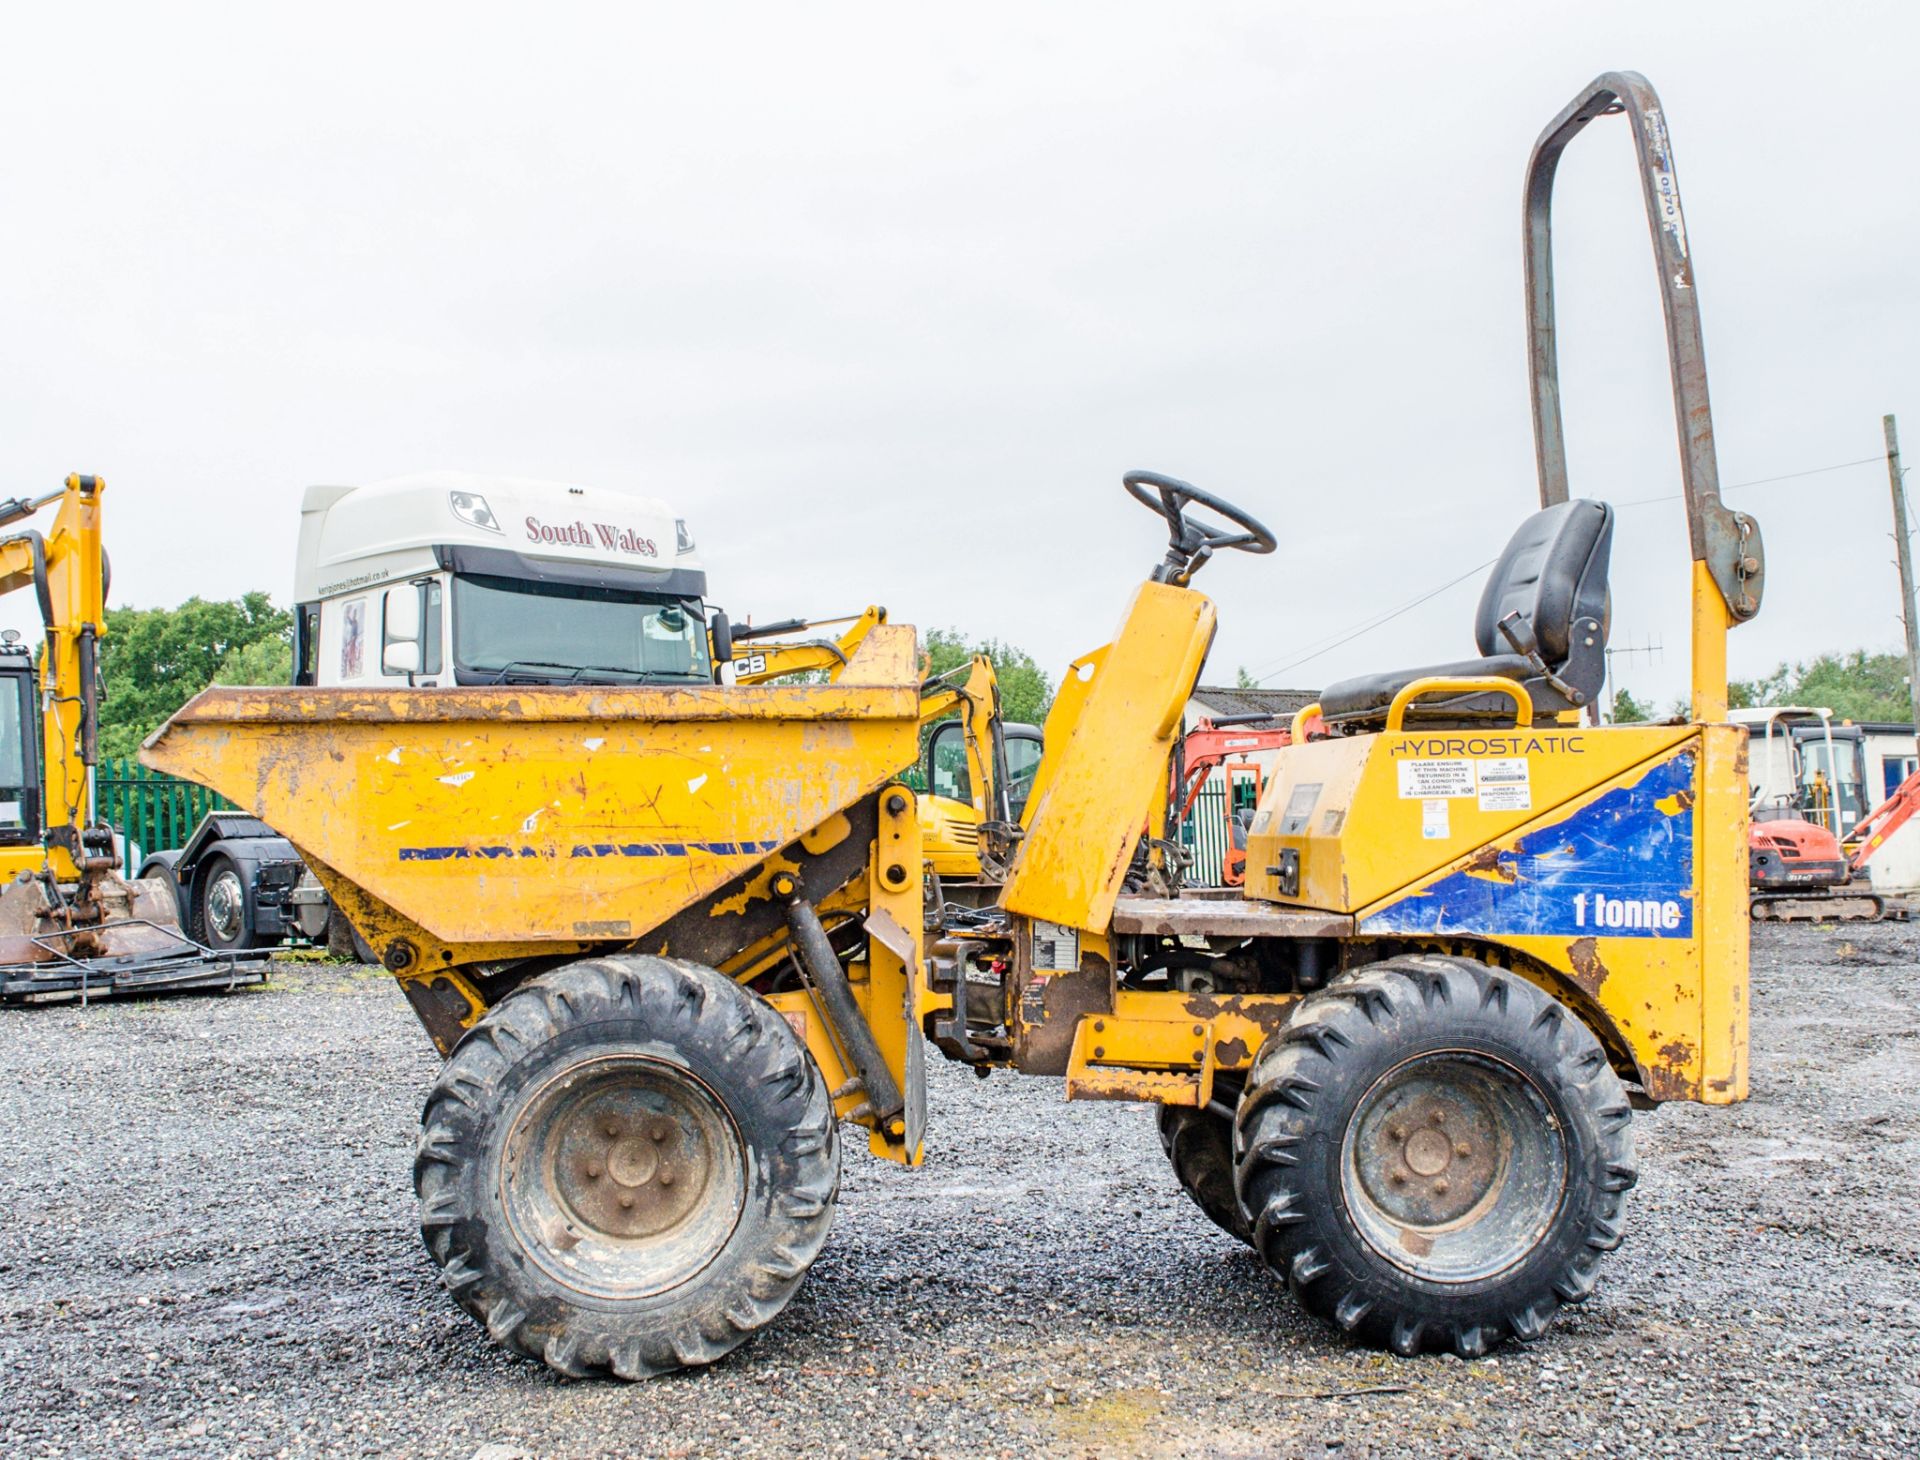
[1796,730,1868,834]
[924,721,1042,817]
[0,651,40,846]
[927,721,971,802]
[1004,732,1042,819]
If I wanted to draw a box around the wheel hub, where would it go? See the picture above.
[549,1106,708,1241]
[1340,1051,1568,1284]
[1356,1090,1503,1227]
[205,871,243,942]
[502,1054,745,1300]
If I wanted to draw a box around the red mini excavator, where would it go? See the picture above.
[1170,712,1317,885]
[1749,756,1920,922]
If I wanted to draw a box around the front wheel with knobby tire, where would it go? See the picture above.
[414,954,839,1379]
[1234,955,1637,1358]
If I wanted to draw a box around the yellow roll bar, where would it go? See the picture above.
[1383,677,1533,733]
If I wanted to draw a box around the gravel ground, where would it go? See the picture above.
[2,925,1916,1459]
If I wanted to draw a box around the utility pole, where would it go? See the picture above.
[1887,415,1920,730]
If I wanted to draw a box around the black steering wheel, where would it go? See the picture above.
[1124,469,1277,585]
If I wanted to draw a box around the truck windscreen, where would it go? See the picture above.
[452,574,712,683]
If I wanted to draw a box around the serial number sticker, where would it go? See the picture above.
[1398,759,1476,799]
[1422,798,1450,840]
[1477,757,1532,812]
[573,919,632,936]
[1031,920,1080,973]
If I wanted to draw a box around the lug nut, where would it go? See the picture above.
[1388,1126,1404,1142]
[660,1170,675,1187]
[619,1194,634,1210]
[650,1125,667,1142]
[1430,1110,1446,1126]
[604,1124,619,1138]
[586,1163,601,1179]
[1388,1171,1406,1186]
[1455,1141,1471,1157]
[1434,1179,1450,1195]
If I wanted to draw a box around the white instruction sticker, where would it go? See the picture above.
[1397,759,1477,799]
[1477,757,1532,812]
[1422,798,1450,840]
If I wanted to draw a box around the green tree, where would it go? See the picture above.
[1731,650,1913,724]
[1234,665,1258,689]
[99,592,292,758]
[922,629,1054,727]
[215,635,294,688]
[1609,687,1654,724]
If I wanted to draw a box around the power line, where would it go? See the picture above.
[1614,454,1884,509]
[1251,557,1498,682]
[1251,452,1885,686]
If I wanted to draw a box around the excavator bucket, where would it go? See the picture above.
[0,848,268,1003]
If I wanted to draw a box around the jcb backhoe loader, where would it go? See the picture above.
[0,474,263,1001]
[144,71,1761,1372]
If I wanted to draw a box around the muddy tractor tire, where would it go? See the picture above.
[1156,1103,1252,1247]
[415,954,840,1379]
[1234,955,1637,1359]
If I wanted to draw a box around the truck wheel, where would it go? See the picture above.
[1157,1103,1252,1247]
[415,954,839,1379]
[196,855,258,951]
[1234,955,1637,1359]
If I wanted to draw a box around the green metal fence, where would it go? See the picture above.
[95,758,232,872]
[1179,783,1230,886]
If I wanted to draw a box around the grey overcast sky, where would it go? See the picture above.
[2,3,1914,707]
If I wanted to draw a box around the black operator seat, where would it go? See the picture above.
[1318,498,1613,729]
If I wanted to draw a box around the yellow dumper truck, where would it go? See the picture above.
[144,71,1762,1376]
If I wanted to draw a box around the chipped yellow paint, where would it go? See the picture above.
[140,627,923,956]
[1241,726,1748,1104]
[1002,583,1215,933]
[1245,723,1697,912]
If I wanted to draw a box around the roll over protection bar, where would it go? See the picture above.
[1524,70,1764,625]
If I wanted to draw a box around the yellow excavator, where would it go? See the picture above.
[0,474,263,1001]
[724,606,1037,899]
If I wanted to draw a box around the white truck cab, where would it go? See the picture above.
[292,471,712,688]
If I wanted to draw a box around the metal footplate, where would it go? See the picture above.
[1064,1013,1218,1107]
[0,919,272,1004]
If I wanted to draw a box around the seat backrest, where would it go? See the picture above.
[1473,499,1613,668]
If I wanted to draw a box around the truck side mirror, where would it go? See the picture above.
[384,586,422,643]
[709,609,733,664]
[383,641,422,675]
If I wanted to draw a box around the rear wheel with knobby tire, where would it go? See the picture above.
[414,954,839,1379]
[1157,1102,1252,1247]
[1234,955,1636,1358]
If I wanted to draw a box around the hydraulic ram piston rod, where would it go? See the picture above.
[775,878,906,1131]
